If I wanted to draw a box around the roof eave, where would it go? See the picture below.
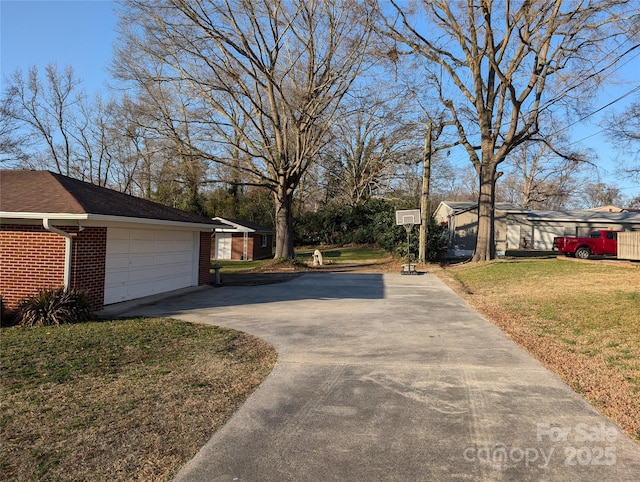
[1,212,89,221]
[525,214,640,223]
[215,227,254,233]
[1,212,219,230]
[88,214,219,230]
[212,216,260,232]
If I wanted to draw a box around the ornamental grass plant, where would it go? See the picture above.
[17,287,94,327]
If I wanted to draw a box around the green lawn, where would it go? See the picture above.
[211,245,392,274]
[295,245,391,263]
[0,318,276,481]
[443,258,640,439]
[211,259,266,271]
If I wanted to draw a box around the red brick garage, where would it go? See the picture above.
[1,170,222,312]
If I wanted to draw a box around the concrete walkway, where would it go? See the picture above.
[114,272,640,481]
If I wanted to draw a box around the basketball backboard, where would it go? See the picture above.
[395,209,421,226]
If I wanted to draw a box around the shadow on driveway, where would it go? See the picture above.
[100,272,386,318]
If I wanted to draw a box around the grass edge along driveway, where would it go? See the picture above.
[438,258,640,442]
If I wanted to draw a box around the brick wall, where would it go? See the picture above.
[231,235,245,260]
[231,233,274,260]
[71,227,107,310]
[253,234,274,260]
[0,224,66,309]
[199,231,212,285]
[0,224,108,311]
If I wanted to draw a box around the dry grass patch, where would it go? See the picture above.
[0,318,276,481]
[439,258,640,441]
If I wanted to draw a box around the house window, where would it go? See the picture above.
[261,234,268,247]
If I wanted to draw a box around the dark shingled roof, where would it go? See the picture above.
[0,170,219,226]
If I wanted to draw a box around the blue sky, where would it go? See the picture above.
[1,0,117,93]
[1,0,638,200]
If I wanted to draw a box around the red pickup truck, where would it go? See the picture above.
[553,230,619,259]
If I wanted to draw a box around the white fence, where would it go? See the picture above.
[618,232,640,261]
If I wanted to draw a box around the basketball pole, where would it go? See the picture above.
[395,210,421,272]
[405,223,414,265]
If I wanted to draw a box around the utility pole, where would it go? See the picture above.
[419,122,432,263]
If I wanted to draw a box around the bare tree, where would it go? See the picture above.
[0,64,121,185]
[607,99,640,182]
[1,64,82,175]
[114,0,372,258]
[579,181,624,209]
[320,86,418,205]
[126,83,212,212]
[499,141,586,209]
[435,163,478,202]
[371,0,637,261]
[0,99,28,166]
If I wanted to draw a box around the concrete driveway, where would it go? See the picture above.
[112,272,640,481]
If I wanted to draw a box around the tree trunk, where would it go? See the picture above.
[419,122,432,263]
[471,164,498,262]
[273,189,295,259]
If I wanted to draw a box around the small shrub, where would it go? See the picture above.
[1,295,18,327]
[17,288,94,327]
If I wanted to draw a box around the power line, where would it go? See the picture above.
[430,43,640,168]
[551,84,640,138]
[445,77,640,163]
[539,42,640,115]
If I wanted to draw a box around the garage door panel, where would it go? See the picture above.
[154,231,176,241]
[105,285,129,301]
[105,270,130,285]
[154,241,175,253]
[153,275,192,293]
[154,253,177,265]
[107,256,129,269]
[130,242,155,254]
[155,253,191,265]
[109,227,131,239]
[175,238,193,248]
[107,240,132,254]
[507,225,521,249]
[130,254,155,268]
[105,228,197,305]
[124,281,153,300]
[130,229,155,240]
[174,231,193,241]
[131,265,190,283]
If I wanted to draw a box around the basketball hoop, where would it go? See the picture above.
[395,209,421,274]
[396,209,421,227]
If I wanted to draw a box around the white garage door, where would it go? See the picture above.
[104,228,198,305]
[533,226,565,250]
[216,233,232,260]
[506,224,521,249]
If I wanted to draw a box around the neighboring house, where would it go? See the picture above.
[435,201,640,257]
[211,217,274,261]
[521,210,640,249]
[587,205,624,213]
[1,170,224,311]
[434,201,526,257]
